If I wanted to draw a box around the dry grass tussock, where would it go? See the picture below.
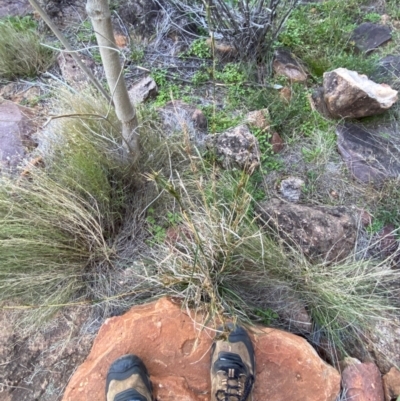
[142,152,400,357]
[0,87,399,360]
[0,87,128,323]
[0,18,54,79]
[0,172,112,307]
[0,86,191,323]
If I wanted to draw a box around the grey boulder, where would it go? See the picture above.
[256,198,357,262]
[128,76,158,105]
[351,23,392,54]
[206,124,260,173]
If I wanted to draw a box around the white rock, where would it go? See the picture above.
[323,68,398,118]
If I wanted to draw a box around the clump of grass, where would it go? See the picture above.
[143,155,400,358]
[242,83,319,138]
[0,16,54,79]
[277,0,378,79]
[0,171,113,308]
[0,87,129,321]
[300,256,400,355]
[0,88,201,323]
[367,178,400,231]
[300,124,337,166]
[42,87,129,223]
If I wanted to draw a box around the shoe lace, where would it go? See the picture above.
[215,368,254,401]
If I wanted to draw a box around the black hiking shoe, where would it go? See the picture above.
[106,354,153,401]
[210,325,255,401]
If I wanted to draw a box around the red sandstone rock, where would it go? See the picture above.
[383,367,400,401]
[342,362,384,401]
[271,132,284,153]
[280,87,292,103]
[63,298,340,401]
[114,34,128,48]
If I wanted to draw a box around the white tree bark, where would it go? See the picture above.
[86,0,139,162]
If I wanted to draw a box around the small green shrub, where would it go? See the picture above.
[3,15,37,31]
[146,207,167,245]
[201,106,242,133]
[186,38,211,59]
[259,84,313,138]
[386,0,400,19]
[364,12,381,23]
[254,307,279,325]
[130,44,145,62]
[251,128,282,171]
[145,208,182,246]
[150,69,190,106]
[192,69,210,86]
[215,63,245,84]
[277,0,377,78]
[0,17,54,79]
[76,20,96,42]
[151,68,169,86]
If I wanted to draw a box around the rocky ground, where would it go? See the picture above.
[1,0,400,400]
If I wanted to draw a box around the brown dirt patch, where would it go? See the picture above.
[0,305,96,401]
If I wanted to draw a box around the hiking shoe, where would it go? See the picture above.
[210,325,255,401]
[106,354,153,401]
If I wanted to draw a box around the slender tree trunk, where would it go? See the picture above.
[86,0,139,162]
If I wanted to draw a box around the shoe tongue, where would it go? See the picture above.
[215,352,247,375]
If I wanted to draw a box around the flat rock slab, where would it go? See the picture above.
[375,55,400,87]
[351,23,392,53]
[336,123,400,185]
[342,362,384,401]
[256,198,357,262]
[63,297,340,401]
[273,49,307,82]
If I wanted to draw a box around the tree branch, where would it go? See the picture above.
[28,0,111,103]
